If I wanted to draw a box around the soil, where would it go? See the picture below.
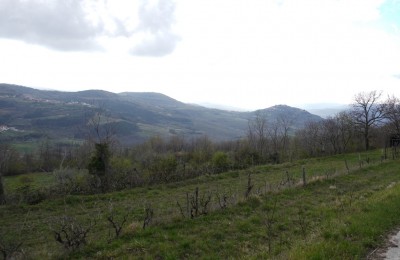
[367,229,400,259]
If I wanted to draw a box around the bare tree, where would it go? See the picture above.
[351,91,386,150]
[385,95,400,135]
[295,121,322,157]
[335,111,354,153]
[86,107,117,146]
[267,120,280,155]
[277,115,292,159]
[265,115,293,162]
[167,135,186,153]
[320,117,340,154]
[248,111,269,161]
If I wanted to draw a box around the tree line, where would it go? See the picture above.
[1,90,400,202]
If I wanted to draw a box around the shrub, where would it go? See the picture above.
[212,151,230,173]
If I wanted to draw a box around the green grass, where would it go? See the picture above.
[1,150,399,259]
[4,172,56,193]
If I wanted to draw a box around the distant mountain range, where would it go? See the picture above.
[0,84,322,145]
[300,103,349,118]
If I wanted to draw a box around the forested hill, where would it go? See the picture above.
[0,84,322,144]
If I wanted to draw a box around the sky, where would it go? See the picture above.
[0,0,400,110]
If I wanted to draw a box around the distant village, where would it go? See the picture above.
[0,125,21,133]
[0,93,93,107]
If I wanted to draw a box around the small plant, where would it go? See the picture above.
[335,196,346,218]
[302,167,307,186]
[280,170,295,188]
[296,205,310,239]
[0,235,23,260]
[344,159,350,174]
[325,168,336,179]
[51,214,97,250]
[264,197,278,254]
[177,187,212,219]
[106,200,130,239]
[216,192,229,209]
[191,187,200,218]
[348,190,355,207]
[199,191,212,215]
[245,172,254,198]
[143,204,154,229]
[177,193,189,218]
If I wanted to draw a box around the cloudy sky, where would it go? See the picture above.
[0,0,399,110]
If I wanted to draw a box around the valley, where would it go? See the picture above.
[0,84,321,146]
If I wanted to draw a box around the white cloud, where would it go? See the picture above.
[0,0,104,51]
[171,0,400,106]
[1,0,400,110]
[130,31,180,56]
[130,0,180,56]
[0,0,180,56]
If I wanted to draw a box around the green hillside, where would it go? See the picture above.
[0,84,322,145]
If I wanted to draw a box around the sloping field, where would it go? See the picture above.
[1,150,400,259]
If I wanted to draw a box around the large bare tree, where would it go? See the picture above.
[351,90,386,150]
[384,95,400,135]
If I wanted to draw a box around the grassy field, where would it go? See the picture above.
[1,150,399,259]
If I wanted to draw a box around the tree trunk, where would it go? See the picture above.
[365,129,370,151]
[0,173,5,205]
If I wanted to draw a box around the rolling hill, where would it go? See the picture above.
[0,84,322,145]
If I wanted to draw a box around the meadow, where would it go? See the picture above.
[1,149,400,259]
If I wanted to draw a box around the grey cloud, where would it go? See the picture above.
[394,74,400,79]
[110,17,134,38]
[137,0,175,33]
[131,0,180,57]
[0,0,180,56]
[131,31,180,57]
[0,0,103,51]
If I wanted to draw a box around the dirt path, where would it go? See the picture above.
[367,229,400,259]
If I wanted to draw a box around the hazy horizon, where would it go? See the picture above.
[2,83,348,117]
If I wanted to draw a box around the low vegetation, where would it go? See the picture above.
[1,90,400,258]
[1,149,400,259]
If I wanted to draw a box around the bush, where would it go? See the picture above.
[212,151,230,173]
